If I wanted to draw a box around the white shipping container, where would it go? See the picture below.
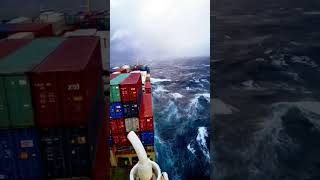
[65,29,97,37]
[125,118,140,132]
[39,12,65,35]
[7,32,34,39]
[7,17,32,24]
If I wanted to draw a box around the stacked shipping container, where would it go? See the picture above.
[0,37,108,179]
[109,65,155,167]
[31,37,108,179]
[0,38,64,179]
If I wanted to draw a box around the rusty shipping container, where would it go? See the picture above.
[31,37,102,127]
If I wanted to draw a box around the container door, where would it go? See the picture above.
[13,129,43,180]
[120,85,129,103]
[60,72,87,126]
[0,77,10,128]
[111,85,121,102]
[40,128,68,178]
[65,128,90,177]
[123,103,131,118]
[5,76,34,128]
[130,103,139,117]
[0,131,16,180]
[31,73,60,127]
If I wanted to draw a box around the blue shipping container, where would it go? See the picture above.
[0,130,16,180]
[110,102,123,119]
[123,103,139,118]
[109,136,112,146]
[141,132,154,145]
[13,128,43,180]
[40,128,68,178]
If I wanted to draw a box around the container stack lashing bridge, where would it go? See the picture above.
[127,131,169,180]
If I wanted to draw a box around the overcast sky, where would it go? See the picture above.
[0,0,109,19]
[111,0,210,63]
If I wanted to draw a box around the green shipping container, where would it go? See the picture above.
[0,77,9,128]
[0,38,65,128]
[110,74,130,103]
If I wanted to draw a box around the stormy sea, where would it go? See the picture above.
[148,57,211,180]
[212,0,320,179]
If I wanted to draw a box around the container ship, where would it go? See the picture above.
[108,65,155,178]
[0,10,111,180]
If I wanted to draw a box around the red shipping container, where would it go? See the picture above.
[110,119,125,134]
[139,94,154,131]
[92,105,109,180]
[113,134,130,147]
[0,39,32,59]
[120,73,142,103]
[6,23,54,37]
[31,37,102,127]
[145,81,152,94]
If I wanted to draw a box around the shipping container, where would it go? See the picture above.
[0,130,16,180]
[96,31,109,71]
[112,134,130,147]
[125,118,140,132]
[39,12,65,36]
[120,73,142,103]
[110,119,126,134]
[0,38,64,128]
[7,17,32,24]
[0,39,32,128]
[145,81,152,94]
[110,73,120,80]
[89,79,109,180]
[110,102,124,119]
[40,128,68,178]
[31,37,102,127]
[139,94,154,131]
[0,23,54,37]
[141,132,154,146]
[65,127,91,177]
[7,32,34,39]
[122,103,139,118]
[12,128,43,180]
[110,74,130,103]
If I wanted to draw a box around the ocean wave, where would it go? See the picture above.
[170,93,184,99]
[154,85,169,93]
[151,78,172,83]
[291,56,318,68]
[196,127,210,160]
[213,98,239,115]
[187,93,210,118]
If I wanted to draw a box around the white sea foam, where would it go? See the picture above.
[170,93,184,99]
[154,85,169,93]
[187,144,196,154]
[151,78,172,83]
[196,127,210,159]
[291,56,318,68]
